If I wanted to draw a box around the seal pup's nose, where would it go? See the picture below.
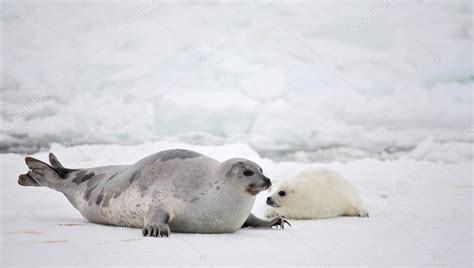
[266,196,274,205]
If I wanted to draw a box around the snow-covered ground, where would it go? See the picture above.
[1,142,472,266]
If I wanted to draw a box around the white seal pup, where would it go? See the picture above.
[265,167,368,219]
[18,149,289,237]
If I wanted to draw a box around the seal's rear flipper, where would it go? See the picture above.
[18,173,42,187]
[18,156,64,187]
[49,153,64,170]
[48,153,77,177]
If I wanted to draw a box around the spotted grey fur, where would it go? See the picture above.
[129,170,141,184]
[158,149,200,162]
[72,170,95,185]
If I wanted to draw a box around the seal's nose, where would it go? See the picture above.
[262,176,271,188]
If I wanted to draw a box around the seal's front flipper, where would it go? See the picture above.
[142,223,170,237]
[242,213,291,229]
[143,208,171,238]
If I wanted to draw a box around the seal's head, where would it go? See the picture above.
[221,158,271,196]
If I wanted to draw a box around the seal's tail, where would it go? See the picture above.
[18,153,73,187]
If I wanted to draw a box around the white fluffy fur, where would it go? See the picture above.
[264,167,368,219]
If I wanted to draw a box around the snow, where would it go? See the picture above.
[1,1,472,162]
[1,142,472,266]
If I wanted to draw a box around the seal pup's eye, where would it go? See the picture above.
[278,191,286,197]
[243,170,254,176]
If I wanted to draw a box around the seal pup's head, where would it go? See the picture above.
[265,180,297,208]
[221,158,271,196]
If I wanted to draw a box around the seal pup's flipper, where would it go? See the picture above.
[242,213,291,229]
[142,208,171,238]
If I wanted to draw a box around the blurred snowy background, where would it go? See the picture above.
[1,0,472,163]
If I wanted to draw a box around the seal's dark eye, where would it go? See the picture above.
[278,191,286,197]
[243,170,254,176]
